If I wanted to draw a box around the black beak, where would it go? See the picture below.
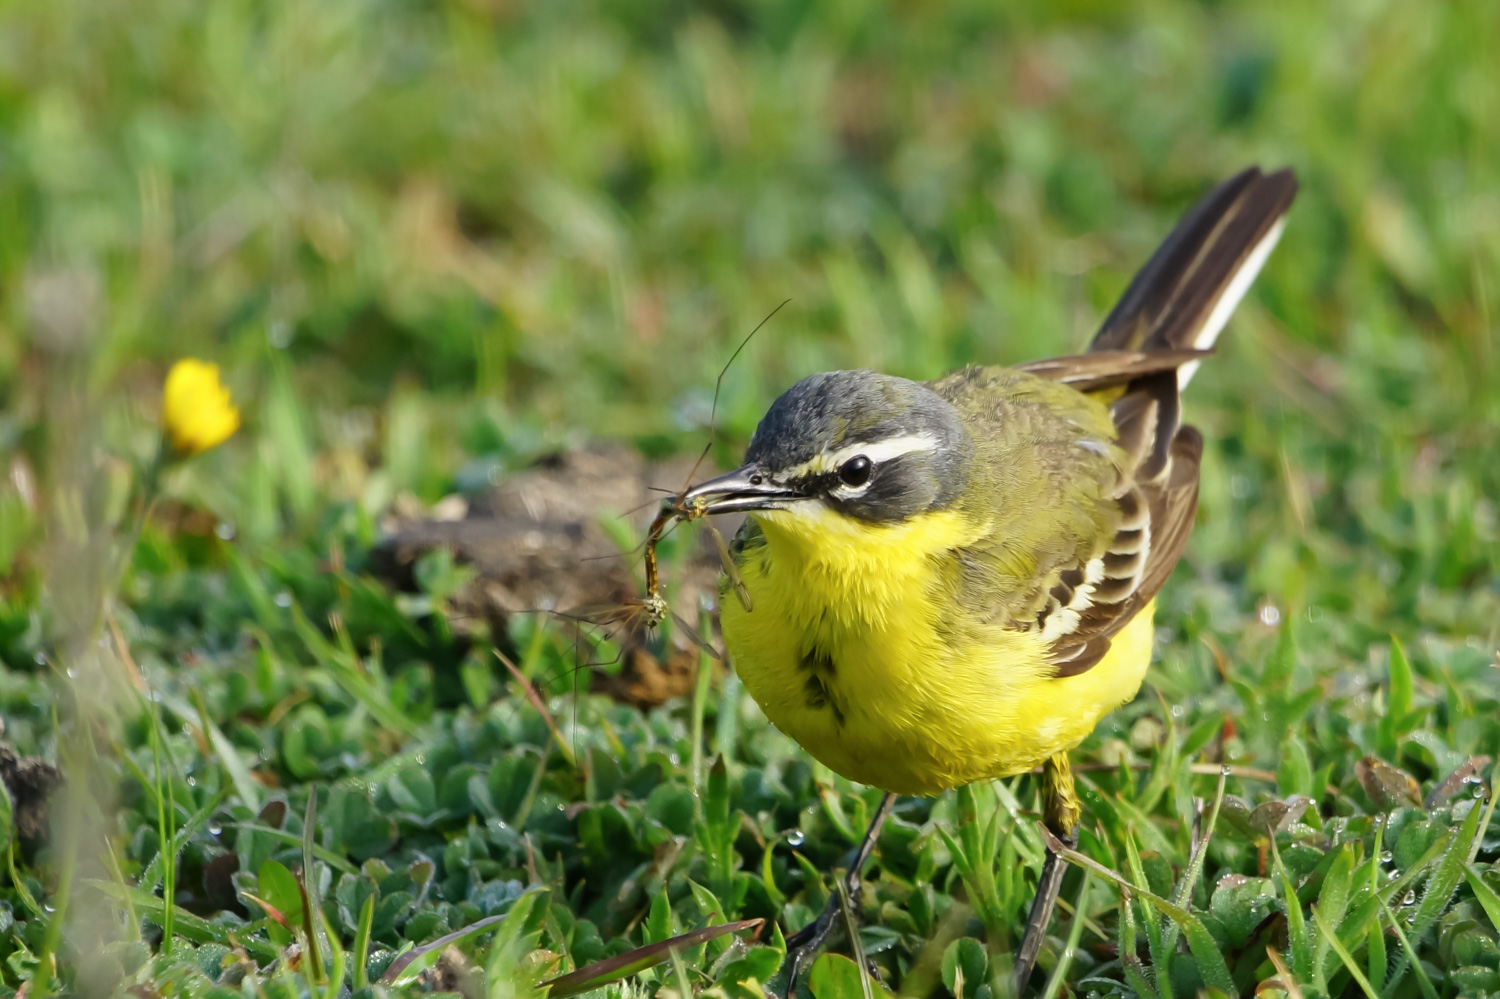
[682,465,803,515]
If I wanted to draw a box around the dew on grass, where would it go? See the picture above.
[1258,604,1281,627]
[208,822,223,836]
[216,522,236,540]
[1222,764,1233,777]
[273,591,293,608]
[1402,889,1417,905]
[786,829,805,847]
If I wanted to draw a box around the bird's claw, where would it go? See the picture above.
[778,876,863,996]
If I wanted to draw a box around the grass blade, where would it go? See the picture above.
[352,892,376,988]
[1469,764,1498,865]
[227,822,358,874]
[1270,838,1313,983]
[1379,898,1439,999]
[1311,906,1379,999]
[139,787,229,894]
[1386,795,1483,989]
[1041,826,1234,995]
[381,912,511,985]
[1466,864,1500,933]
[542,919,764,998]
[1312,843,1355,984]
[300,787,325,984]
[146,696,176,956]
[186,690,261,812]
[1039,871,1093,999]
[92,881,279,961]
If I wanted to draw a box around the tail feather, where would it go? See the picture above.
[1090,166,1299,387]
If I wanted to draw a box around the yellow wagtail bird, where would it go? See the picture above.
[678,166,1298,991]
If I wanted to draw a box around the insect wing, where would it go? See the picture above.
[708,523,753,612]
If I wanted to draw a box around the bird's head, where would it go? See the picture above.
[683,370,972,527]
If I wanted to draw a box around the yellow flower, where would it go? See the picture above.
[161,359,240,456]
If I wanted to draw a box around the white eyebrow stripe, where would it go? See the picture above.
[825,434,942,467]
[780,433,943,480]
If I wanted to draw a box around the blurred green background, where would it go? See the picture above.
[0,0,1498,995]
[7,0,1497,649]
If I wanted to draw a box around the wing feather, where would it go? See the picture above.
[1009,165,1294,676]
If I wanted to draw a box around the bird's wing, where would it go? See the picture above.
[1041,377,1203,676]
[1015,348,1211,394]
[931,366,1199,678]
[1012,166,1295,674]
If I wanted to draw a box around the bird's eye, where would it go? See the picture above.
[838,455,872,488]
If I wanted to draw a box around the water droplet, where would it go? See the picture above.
[268,320,294,349]
[208,822,223,836]
[66,668,78,679]
[185,776,196,787]
[215,522,236,541]
[1379,851,1393,864]
[1221,764,1233,777]
[273,591,293,608]
[33,652,47,666]
[786,829,805,847]
[1258,604,1282,627]
[1402,889,1417,905]
[414,754,426,765]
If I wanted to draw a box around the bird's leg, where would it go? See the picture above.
[780,792,897,992]
[1014,753,1082,994]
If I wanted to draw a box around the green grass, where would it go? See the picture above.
[1,0,1498,996]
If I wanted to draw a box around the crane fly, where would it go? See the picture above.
[584,300,786,660]
[637,301,785,628]
[640,487,752,629]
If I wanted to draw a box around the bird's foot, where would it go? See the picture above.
[1014,826,1078,994]
[775,793,896,997]
[778,872,864,997]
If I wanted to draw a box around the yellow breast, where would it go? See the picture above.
[719,503,1155,796]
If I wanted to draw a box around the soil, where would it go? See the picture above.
[371,444,741,708]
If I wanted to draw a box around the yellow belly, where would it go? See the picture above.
[720,505,1155,796]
